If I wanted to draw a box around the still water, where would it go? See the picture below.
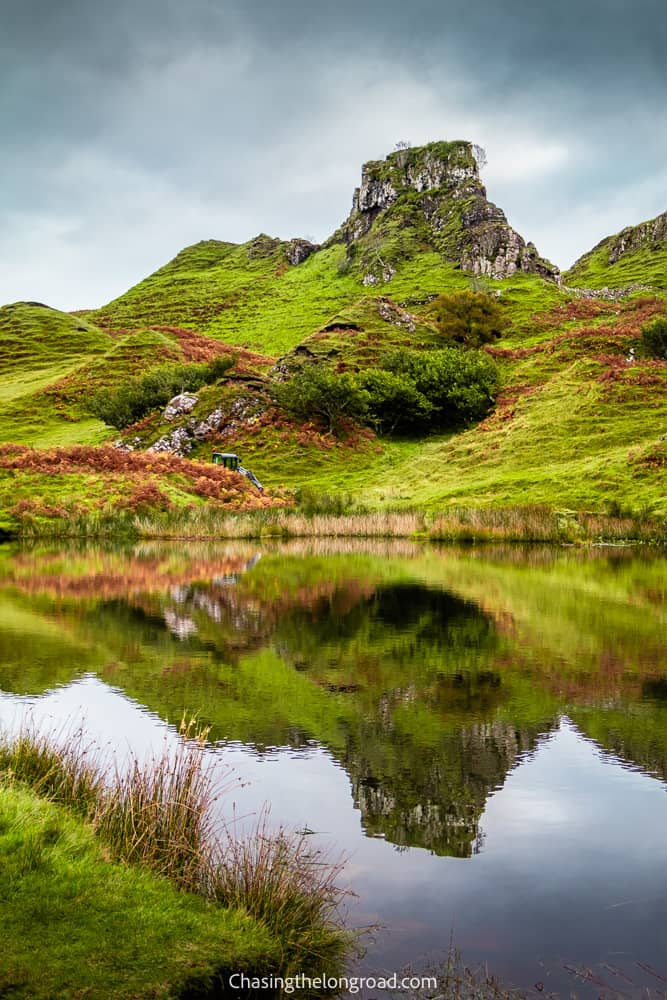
[1,539,666,995]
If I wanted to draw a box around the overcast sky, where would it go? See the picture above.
[1,0,665,311]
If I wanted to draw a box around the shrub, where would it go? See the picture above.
[271,364,370,435]
[89,355,235,429]
[355,367,434,434]
[639,316,667,360]
[428,290,509,347]
[270,347,497,438]
[380,346,499,430]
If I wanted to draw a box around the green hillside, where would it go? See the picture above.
[88,140,559,356]
[0,140,666,534]
[0,303,113,447]
[564,209,667,289]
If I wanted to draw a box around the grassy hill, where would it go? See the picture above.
[0,141,666,535]
[563,209,667,290]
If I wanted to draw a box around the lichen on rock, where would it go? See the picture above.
[164,393,199,421]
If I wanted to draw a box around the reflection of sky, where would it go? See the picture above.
[2,682,667,996]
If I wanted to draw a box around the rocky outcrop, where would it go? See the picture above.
[147,397,264,457]
[607,211,667,264]
[164,393,198,421]
[564,208,667,289]
[286,238,320,265]
[150,426,194,456]
[335,140,559,283]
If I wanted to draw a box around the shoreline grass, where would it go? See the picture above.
[4,500,666,544]
[0,723,353,997]
[132,503,667,544]
[0,783,280,1000]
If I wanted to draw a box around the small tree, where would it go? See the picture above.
[356,368,433,434]
[382,347,498,429]
[640,317,667,360]
[429,290,509,348]
[271,364,370,436]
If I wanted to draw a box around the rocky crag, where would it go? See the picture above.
[564,208,667,289]
[330,140,559,285]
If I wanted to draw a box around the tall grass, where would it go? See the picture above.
[0,721,353,976]
[134,505,429,539]
[133,502,667,543]
[0,725,101,816]
[212,809,352,976]
[93,722,216,892]
[429,505,667,544]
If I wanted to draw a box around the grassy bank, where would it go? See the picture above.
[0,783,278,999]
[0,725,352,999]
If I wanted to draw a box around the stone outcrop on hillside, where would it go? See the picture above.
[286,238,320,265]
[575,210,667,268]
[608,211,667,262]
[563,208,667,289]
[164,393,198,421]
[334,141,559,283]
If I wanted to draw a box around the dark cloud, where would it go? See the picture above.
[1,0,665,308]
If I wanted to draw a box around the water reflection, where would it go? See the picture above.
[0,541,666,994]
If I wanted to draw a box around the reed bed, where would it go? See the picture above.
[0,721,352,977]
[430,505,667,544]
[134,505,428,539]
[93,724,216,892]
[133,502,667,544]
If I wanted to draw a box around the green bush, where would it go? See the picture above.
[356,367,434,433]
[428,290,509,347]
[89,355,235,429]
[271,364,370,435]
[271,347,498,438]
[639,317,667,360]
[380,346,499,430]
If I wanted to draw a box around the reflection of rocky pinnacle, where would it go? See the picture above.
[163,608,198,639]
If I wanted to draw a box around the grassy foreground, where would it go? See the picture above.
[0,785,277,1000]
[0,726,351,999]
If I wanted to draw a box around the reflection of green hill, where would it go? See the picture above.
[0,592,98,693]
[0,544,665,855]
[570,703,667,782]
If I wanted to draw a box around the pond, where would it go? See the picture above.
[1,539,666,996]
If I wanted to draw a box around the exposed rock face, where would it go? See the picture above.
[164,393,198,421]
[607,211,667,263]
[150,426,194,456]
[147,397,263,457]
[286,238,320,265]
[564,208,667,289]
[336,140,559,283]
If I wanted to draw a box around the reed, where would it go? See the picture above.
[133,502,666,543]
[0,725,101,816]
[0,721,352,978]
[92,721,217,892]
[212,809,353,976]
